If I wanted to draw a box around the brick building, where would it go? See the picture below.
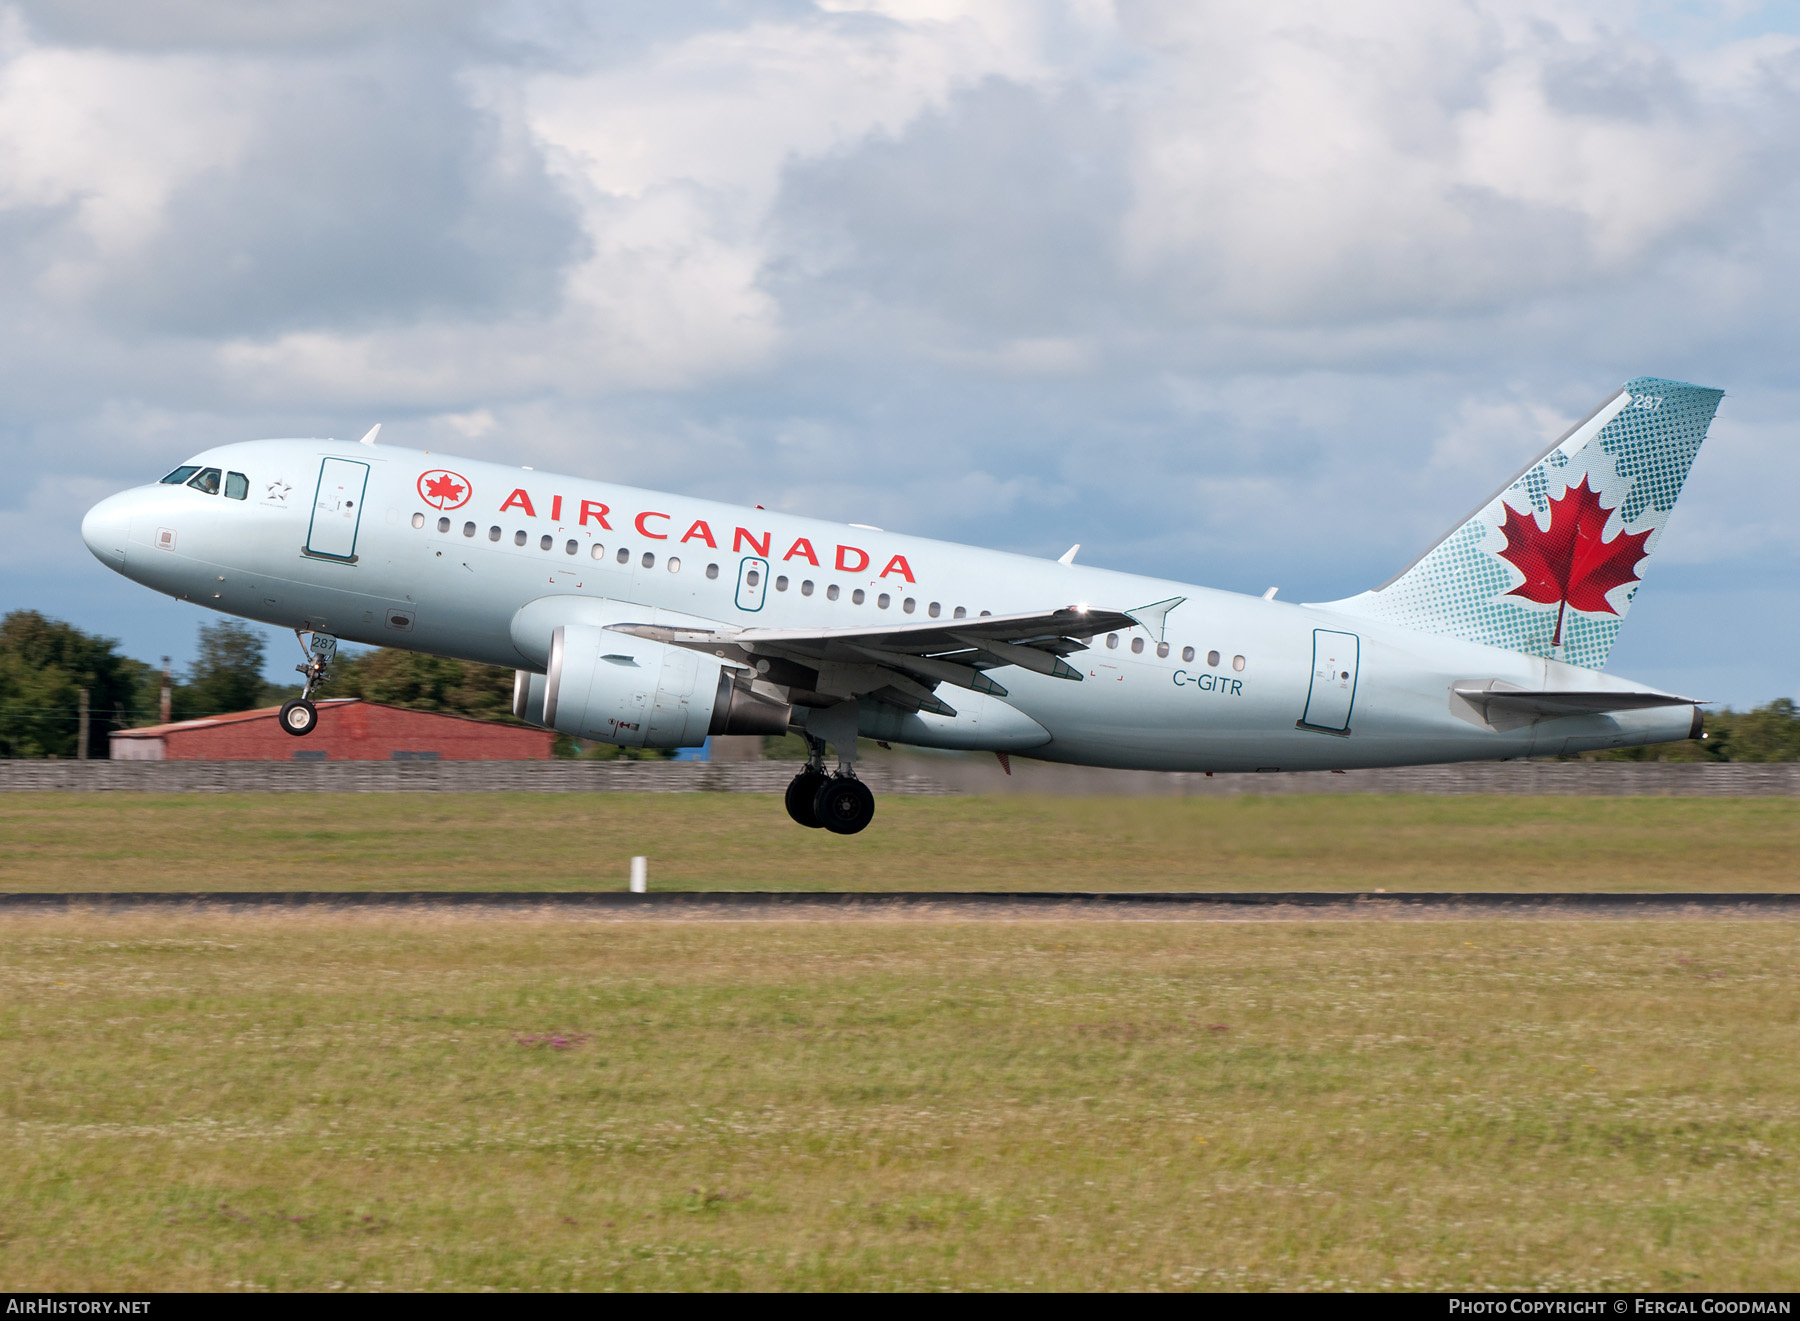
[109,700,553,761]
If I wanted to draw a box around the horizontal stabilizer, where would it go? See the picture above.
[1451,680,1697,719]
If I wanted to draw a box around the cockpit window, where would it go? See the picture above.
[186,467,222,495]
[161,465,201,485]
[224,471,249,500]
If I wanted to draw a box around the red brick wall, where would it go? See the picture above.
[158,703,553,761]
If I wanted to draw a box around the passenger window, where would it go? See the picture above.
[1131,637,1145,654]
[1182,646,1195,663]
[1207,650,1220,667]
[801,580,814,596]
[953,607,966,619]
[1156,642,1170,659]
[1106,633,1119,649]
[903,598,915,614]
[539,534,552,551]
[706,563,719,579]
[877,593,890,609]
[745,567,758,586]
[927,602,939,618]
[161,465,201,485]
[463,522,476,537]
[186,467,222,495]
[979,611,991,617]
[827,584,840,601]
[439,517,452,533]
[565,539,578,555]
[852,588,865,605]
[1233,655,1246,671]
[489,525,501,541]
[617,547,630,564]
[776,575,788,591]
[668,557,680,573]
[592,543,606,560]
[514,530,527,546]
[642,552,655,569]
[411,513,425,529]
[224,472,249,500]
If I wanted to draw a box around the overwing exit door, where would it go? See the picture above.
[306,458,369,562]
[735,556,769,612]
[1298,629,1360,734]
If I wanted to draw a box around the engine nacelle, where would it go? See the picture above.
[511,670,547,726]
[539,624,791,748]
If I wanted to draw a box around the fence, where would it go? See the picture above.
[0,759,1795,795]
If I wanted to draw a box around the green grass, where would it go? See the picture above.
[1,793,1796,892]
[2,916,1796,1290]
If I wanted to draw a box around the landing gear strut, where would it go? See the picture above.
[784,729,876,834]
[280,631,338,739]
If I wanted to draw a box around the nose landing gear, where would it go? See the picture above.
[280,630,339,739]
[784,730,876,834]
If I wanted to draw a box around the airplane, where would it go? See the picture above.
[81,376,1721,834]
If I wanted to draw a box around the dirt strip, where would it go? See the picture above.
[2,891,1798,921]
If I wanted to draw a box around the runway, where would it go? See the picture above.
[2,891,1798,918]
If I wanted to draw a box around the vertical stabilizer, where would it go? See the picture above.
[1320,377,1723,669]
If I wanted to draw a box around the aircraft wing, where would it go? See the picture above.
[1451,680,1699,719]
[613,605,1145,717]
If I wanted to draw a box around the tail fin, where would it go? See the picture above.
[1321,377,1723,669]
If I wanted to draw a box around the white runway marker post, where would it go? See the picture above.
[629,856,647,894]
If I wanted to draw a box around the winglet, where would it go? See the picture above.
[358,424,382,447]
[1125,596,1186,642]
[1058,544,1080,565]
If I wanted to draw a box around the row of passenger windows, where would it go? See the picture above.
[162,465,248,500]
[1105,633,1246,670]
[412,511,991,619]
[410,512,1238,665]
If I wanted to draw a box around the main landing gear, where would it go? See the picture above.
[785,735,876,835]
[279,630,338,739]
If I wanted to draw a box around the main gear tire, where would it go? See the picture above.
[813,775,876,835]
[785,769,827,827]
[279,698,319,737]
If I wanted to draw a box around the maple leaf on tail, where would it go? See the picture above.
[1496,475,1652,648]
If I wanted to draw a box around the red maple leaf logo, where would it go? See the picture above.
[417,469,471,510]
[1496,475,1651,647]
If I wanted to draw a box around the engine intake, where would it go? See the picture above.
[539,624,790,748]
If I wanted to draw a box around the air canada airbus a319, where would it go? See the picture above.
[83,377,1720,834]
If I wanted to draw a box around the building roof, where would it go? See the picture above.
[110,699,527,740]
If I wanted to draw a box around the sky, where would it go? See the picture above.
[2,0,1796,705]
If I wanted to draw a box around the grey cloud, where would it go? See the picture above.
[11,0,490,52]
[91,52,586,337]
[771,79,1131,341]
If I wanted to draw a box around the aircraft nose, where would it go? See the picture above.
[81,491,133,569]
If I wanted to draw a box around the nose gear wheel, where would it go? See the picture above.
[279,698,318,737]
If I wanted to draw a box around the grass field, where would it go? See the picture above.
[2,793,1797,892]
[2,915,1796,1290]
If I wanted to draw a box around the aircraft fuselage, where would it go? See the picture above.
[80,437,1698,773]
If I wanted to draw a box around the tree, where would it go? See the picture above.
[329,647,516,719]
[0,611,149,758]
[174,621,269,719]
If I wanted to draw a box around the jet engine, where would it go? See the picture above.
[532,624,790,748]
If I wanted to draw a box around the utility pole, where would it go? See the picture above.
[160,657,172,725]
[77,688,90,760]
